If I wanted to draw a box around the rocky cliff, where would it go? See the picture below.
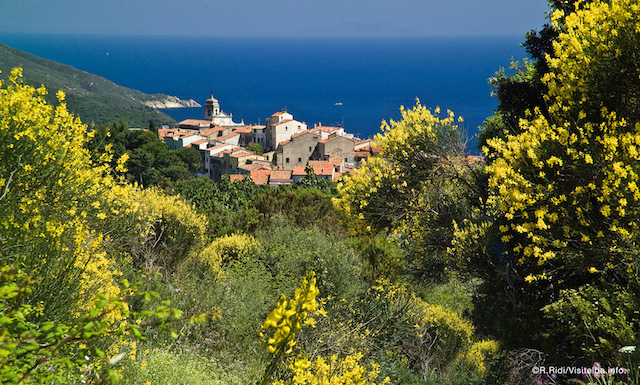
[143,96,201,109]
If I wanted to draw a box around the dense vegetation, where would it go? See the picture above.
[87,120,201,187]
[3,1,640,384]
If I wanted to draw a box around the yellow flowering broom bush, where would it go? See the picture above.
[0,68,124,320]
[334,101,480,276]
[0,69,211,382]
[484,0,640,362]
[273,353,390,385]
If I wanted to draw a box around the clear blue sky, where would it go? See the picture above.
[0,0,550,37]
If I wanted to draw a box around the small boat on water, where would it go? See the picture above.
[334,102,343,106]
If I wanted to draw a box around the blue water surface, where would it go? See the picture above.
[0,33,527,152]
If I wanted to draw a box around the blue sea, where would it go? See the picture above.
[0,33,526,152]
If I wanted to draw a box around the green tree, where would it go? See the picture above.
[246,142,264,155]
[149,119,159,138]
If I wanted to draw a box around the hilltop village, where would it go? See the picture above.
[159,96,379,185]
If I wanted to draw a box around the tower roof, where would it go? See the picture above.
[206,95,219,105]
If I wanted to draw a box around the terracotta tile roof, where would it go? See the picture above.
[198,127,223,137]
[229,174,245,182]
[206,143,231,152]
[334,171,343,179]
[466,155,484,166]
[270,170,293,180]
[354,139,373,151]
[327,157,344,165]
[235,126,253,134]
[272,111,288,117]
[179,119,213,127]
[308,160,329,168]
[192,139,209,145]
[239,163,267,172]
[250,169,271,185]
[230,151,254,158]
[279,140,291,146]
[321,135,355,144]
[292,165,307,176]
[274,119,294,126]
[354,151,371,157]
[217,131,241,141]
[314,165,334,176]
[158,128,177,139]
[250,125,266,130]
[316,126,340,133]
[290,129,318,140]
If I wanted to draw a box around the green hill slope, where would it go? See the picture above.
[0,41,199,127]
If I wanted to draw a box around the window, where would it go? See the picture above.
[286,158,290,163]
[309,147,312,152]
[298,158,302,163]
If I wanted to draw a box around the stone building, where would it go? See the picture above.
[265,110,307,151]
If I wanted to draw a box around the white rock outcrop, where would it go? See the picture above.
[143,96,201,109]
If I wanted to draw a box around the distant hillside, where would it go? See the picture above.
[0,42,200,127]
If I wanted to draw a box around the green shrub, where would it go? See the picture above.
[121,347,257,385]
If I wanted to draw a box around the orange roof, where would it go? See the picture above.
[274,119,294,126]
[206,143,231,151]
[230,151,254,158]
[272,111,288,117]
[327,157,344,165]
[198,127,223,137]
[334,171,343,180]
[179,119,212,127]
[316,126,340,133]
[354,151,371,157]
[290,129,318,140]
[308,160,329,168]
[466,155,484,166]
[314,165,334,176]
[250,169,271,185]
[250,125,266,130]
[279,140,291,146]
[217,131,241,141]
[192,139,209,145]
[270,170,292,180]
[158,128,177,139]
[320,135,355,144]
[229,174,245,182]
[235,126,253,134]
[292,165,307,176]
[239,163,268,172]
